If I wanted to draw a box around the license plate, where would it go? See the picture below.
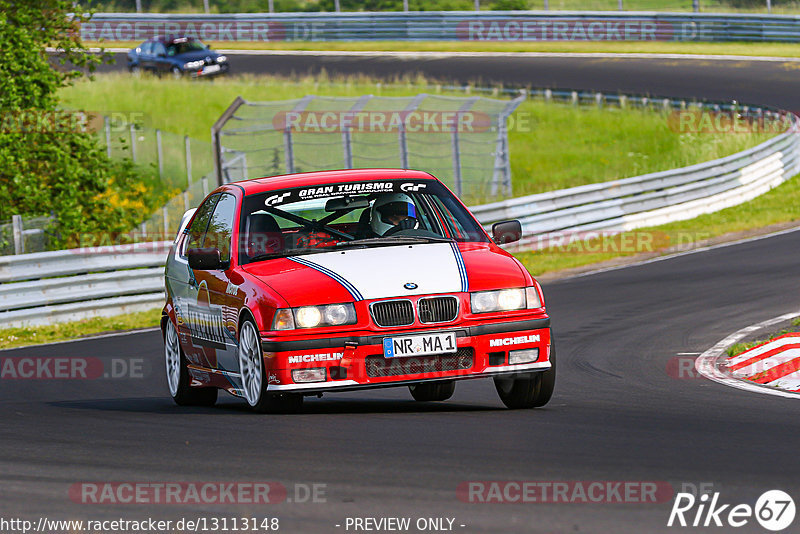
[203,64,221,74]
[383,332,457,358]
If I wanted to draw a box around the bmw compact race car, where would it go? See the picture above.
[162,169,554,412]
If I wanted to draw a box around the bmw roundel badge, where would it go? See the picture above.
[404,282,418,290]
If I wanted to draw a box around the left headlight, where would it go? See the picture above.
[216,55,227,63]
[272,303,357,330]
[470,287,542,314]
[184,60,205,69]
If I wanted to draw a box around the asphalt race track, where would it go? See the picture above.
[7,54,800,533]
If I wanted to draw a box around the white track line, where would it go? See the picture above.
[695,310,800,399]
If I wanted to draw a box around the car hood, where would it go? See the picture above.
[242,242,528,307]
[174,50,216,62]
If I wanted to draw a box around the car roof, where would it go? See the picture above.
[227,169,438,196]
[151,35,199,45]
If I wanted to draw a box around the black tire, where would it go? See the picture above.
[494,343,556,409]
[129,64,140,75]
[164,319,217,407]
[171,66,182,79]
[409,380,456,402]
[238,318,303,414]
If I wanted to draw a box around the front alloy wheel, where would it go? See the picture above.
[164,319,217,406]
[238,319,302,413]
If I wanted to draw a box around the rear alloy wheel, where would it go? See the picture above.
[494,344,556,409]
[409,380,455,402]
[129,64,141,76]
[238,319,302,414]
[171,66,182,79]
[164,319,217,406]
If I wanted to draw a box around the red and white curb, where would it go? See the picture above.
[726,333,800,391]
[695,310,800,399]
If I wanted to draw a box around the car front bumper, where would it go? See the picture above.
[261,317,552,394]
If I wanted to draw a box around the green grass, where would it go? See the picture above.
[88,40,800,58]
[59,72,772,203]
[0,309,162,350]
[726,318,800,358]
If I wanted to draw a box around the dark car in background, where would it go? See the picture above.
[127,36,229,78]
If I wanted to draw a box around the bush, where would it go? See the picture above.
[0,0,169,248]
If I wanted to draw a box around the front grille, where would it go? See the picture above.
[365,348,474,378]
[418,296,459,323]
[370,299,414,327]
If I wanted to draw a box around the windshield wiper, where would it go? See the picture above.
[335,236,453,248]
[247,248,331,263]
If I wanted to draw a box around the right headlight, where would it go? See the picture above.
[184,60,205,69]
[470,287,542,314]
[272,303,357,330]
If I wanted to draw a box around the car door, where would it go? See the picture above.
[138,41,155,73]
[187,193,242,375]
[152,42,170,74]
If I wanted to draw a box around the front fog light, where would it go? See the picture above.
[508,348,539,365]
[292,368,326,383]
[295,306,322,328]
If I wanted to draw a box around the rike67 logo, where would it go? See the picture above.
[668,490,795,531]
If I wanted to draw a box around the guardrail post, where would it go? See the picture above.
[11,215,23,255]
[595,92,603,108]
[104,116,111,158]
[544,89,552,102]
[129,123,137,162]
[662,99,671,113]
[185,135,192,186]
[156,129,164,178]
[571,91,578,106]
[620,95,627,109]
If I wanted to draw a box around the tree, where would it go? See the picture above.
[0,0,161,247]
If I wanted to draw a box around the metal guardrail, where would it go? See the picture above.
[472,122,800,251]
[83,11,800,43]
[0,243,169,327]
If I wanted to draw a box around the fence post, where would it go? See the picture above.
[129,123,137,162]
[185,135,192,187]
[451,128,462,197]
[11,215,23,255]
[104,116,111,158]
[202,176,209,197]
[162,206,169,238]
[156,129,164,178]
[284,128,295,174]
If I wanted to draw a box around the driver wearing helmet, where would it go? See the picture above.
[370,193,418,237]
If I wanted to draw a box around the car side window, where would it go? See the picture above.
[140,41,151,55]
[202,193,237,263]
[153,42,166,57]
[185,194,220,254]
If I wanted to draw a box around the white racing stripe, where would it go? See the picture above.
[294,243,464,300]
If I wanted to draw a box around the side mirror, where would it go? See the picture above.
[492,220,522,245]
[187,247,225,270]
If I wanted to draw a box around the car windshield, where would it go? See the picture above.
[238,179,488,264]
[167,39,207,56]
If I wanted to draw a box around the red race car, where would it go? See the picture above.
[162,169,554,412]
